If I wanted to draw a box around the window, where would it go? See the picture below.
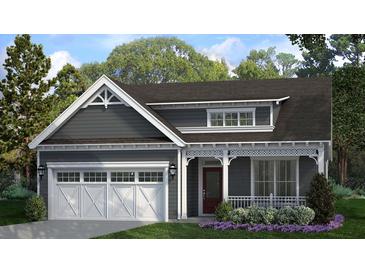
[57,172,80,182]
[210,112,224,126]
[208,108,255,127]
[111,172,135,182]
[239,111,253,126]
[138,172,163,182]
[84,172,107,182]
[253,159,297,196]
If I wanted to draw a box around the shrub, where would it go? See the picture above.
[264,207,278,224]
[1,183,35,200]
[293,206,315,225]
[214,201,233,221]
[275,206,296,225]
[0,170,14,194]
[307,173,335,224]
[245,206,277,224]
[229,208,248,224]
[25,196,47,221]
[332,183,353,199]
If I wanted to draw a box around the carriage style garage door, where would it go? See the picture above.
[47,162,169,222]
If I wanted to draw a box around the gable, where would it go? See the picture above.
[47,104,165,140]
[29,75,185,149]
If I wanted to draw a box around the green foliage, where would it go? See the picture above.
[101,37,229,84]
[1,183,35,200]
[276,52,299,77]
[332,182,354,199]
[275,206,296,225]
[214,201,233,221]
[79,62,107,86]
[245,206,277,224]
[307,174,335,224]
[296,47,336,77]
[24,196,46,221]
[0,170,14,193]
[287,34,327,52]
[228,208,249,224]
[0,34,53,179]
[53,63,88,99]
[292,206,315,225]
[330,34,365,66]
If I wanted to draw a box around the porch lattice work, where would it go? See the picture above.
[228,195,306,209]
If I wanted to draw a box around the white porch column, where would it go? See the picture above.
[222,150,229,201]
[181,149,188,219]
[177,149,181,219]
[36,150,40,196]
[318,146,325,174]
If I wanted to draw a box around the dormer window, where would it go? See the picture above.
[207,108,255,127]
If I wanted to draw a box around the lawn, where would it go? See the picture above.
[0,199,28,226]
[97,199,365,239]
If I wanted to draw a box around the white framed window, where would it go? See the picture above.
[84,172,107,182]
[57,172,80,182]
[111,171,135,182]
[138,171,164,182]
[207,108,256,127]
[252,158,297,196]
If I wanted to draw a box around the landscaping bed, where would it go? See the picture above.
[96,199,365,239]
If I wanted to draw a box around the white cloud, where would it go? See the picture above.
[200,37,245,75]
[47,50,81,79]
[0,46,8,79]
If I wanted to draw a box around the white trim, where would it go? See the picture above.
[187,140,331,145]
[181,149,188,219]
[177,149,181,219]
[222,150,229,201]
[37,143,178,151]
[29,75,185,149]
[177,125,274,134]
[46,161,170,169]
[146,96,290,106]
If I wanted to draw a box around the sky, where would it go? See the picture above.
[0,34,302,79]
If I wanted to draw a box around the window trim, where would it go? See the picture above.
[250,157,299,197]
[207,108,256,127]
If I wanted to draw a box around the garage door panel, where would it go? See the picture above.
[56,185,80,218]
[82,185,107,219]
[137,184,164,220]
[110,185,135,219]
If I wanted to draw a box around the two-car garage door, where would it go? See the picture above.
[48,162,169,221]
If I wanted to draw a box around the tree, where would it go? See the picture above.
[276,52,299,77]
[105,37,229,84]
[329,34,365,66]
[79,62,106,87]
[54,63,88,99]
[287,34,327,53]
[296,47,336,77]
[0,35,53,184]
[233,47,280,80]
[332,66,365,183]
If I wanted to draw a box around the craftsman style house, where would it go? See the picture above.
[29,76,331,222]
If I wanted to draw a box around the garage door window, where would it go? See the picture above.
[57,172,80,182]
[138,172,163,182]
[111,172,135,182]
[84,172,107,182]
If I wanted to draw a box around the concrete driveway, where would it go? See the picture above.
[0,220,154,239]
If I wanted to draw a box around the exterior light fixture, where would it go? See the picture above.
[38,165,46,178]
[169,163,177,177]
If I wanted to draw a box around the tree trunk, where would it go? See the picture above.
[338,146,348,184]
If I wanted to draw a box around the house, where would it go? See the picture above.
[29,75,332,222]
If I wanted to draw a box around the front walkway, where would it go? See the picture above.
[0,220,155,239]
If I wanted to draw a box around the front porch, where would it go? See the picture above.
[178,141,328,218]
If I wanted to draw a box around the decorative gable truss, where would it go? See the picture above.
[84,86,128,109]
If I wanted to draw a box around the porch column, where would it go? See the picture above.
[318,146,325,174]
[181,149,188,219]
[177,149,181,219]
[222,150,229,201]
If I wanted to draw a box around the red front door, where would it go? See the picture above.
[203,167,223,214]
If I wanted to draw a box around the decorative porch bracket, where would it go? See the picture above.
[229,147,318,157]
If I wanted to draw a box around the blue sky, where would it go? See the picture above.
[0,34,301,78]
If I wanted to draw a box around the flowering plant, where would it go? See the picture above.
[200,214,344,233]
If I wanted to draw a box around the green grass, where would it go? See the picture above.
[97,199,365,239]
[0,199,28,226]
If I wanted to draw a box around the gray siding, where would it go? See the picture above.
[49,105,164,140]
[273,104,280,125]
[156,109,206,127]
[255,106,271,126]
[39,150,178,219]
[187,158,199,217]
[299,156,317,195]
[229,157,251,196]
